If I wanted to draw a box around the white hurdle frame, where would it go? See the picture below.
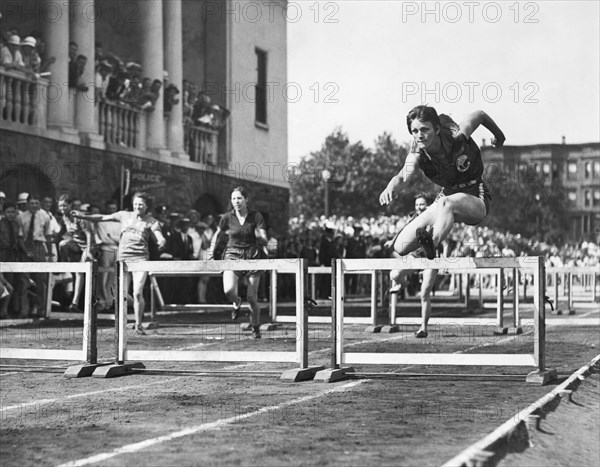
[0,262,96,363]
[547,266,599,309]
[334,257,547,371]
[116,258,309,367]
[390,267,521,328]
[271,266,378,324]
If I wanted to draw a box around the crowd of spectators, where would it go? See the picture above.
[1,28,229,132]
[1,187,598,319]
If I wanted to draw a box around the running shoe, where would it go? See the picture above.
[416,228,436,260]
[231,297,242,320]
[415,329,428,338]
[252,325,261,339]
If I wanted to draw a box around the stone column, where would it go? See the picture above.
[42,0,71,129]
[139,0,166,150]
[163,0,186,157]
[70,0,103,147]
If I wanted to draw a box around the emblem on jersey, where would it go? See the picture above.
[456,154,470,172]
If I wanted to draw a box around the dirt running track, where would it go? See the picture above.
[1,309,599,467]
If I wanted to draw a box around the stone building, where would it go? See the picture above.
[0,0,289,232]
[481,139,600,241]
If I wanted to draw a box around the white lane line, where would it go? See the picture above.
[0,377,184,414]
[0,372,19,376]
[57,380,366,467]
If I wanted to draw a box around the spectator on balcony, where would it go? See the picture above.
[3,35,24,70]
[68,41,78,63]
[20,36,40,75]
[33,37,54,75]
[95,60,113,101]
[94,42,103,68]
[126,62,142,80]
[191,91,212,126]
[164,83,180,114]
[139,78,162,111]
[182,80,194,121]
[105,66,128,102]
[69,54,89,91]
[0,35,12,67]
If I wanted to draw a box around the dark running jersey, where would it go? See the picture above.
[416,133,484,190]
[219,210,266,249]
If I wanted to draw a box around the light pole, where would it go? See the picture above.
[322,169,331,217]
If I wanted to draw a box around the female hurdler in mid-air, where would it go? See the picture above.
[379,105,505,260]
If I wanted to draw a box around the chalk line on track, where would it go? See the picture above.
[0,378,184,414]
[56,380,366,467]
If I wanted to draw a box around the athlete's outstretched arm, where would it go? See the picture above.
[379,152,419,206]
[458,110,505,147]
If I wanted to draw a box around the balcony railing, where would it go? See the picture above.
[0,68,47,128]
[1,69,220,163]
[185,122,218,164]
[98,100,145,150]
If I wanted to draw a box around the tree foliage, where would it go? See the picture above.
[289,129,437,218]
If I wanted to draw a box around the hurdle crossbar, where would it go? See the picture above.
[334,257,546,370]
[0,262,96,363]
[117,259,309,367]
[272,266,378,325]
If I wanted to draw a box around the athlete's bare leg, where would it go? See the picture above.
[417,269,438,335]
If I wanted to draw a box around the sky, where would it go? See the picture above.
[286,0,600,163]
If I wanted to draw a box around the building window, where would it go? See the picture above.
[594,161,600,179]
[255,48,267,126]
[567,162,577,181]
[594,189,600,207]
[568,191,577,204]
[542,162,550,180]
[585,162,592,178]
[584,190,591,207]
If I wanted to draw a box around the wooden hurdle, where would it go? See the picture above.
[0,261,102,378]
[315,256,556,384]
[93,258,323,381]
[546,266,599,314]
[271,266,378,325]
[388,267,522,335]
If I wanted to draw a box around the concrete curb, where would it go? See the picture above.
[442,353,600,467]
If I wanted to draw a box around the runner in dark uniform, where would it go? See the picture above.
[208,186,268,339]
[380,105,505,260]
[385,194,445,337]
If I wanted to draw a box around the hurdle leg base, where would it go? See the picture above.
[380,325,400,333]
[493,326,509,335]
[92,362,145,378]
[526,368,557,385]
[313,367,355,383]
[64,362,111,378]
[280,365,325,382]
[261,322,280,332]
[507,326,523,335]
[365,325,383,333]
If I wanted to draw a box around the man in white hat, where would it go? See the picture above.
[5,35,24,70]
[20,36,40,75]
[17,192,29,212]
